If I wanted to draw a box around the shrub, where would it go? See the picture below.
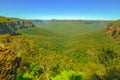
[51,71,83,80]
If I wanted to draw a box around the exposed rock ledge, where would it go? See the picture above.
[0,16,35,35]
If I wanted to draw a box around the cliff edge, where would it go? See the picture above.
[0,16,35,35]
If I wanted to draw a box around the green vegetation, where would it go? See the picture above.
[51,71,83,80]
[32,20,110,36]
[0,16,26,22]
[0,19,120,80]
[0,16,35,35]
[112,20,120,27]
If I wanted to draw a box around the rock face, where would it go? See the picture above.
[0,16,35,35]
[106,20,120,37]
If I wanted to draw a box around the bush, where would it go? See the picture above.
[51,71,83,80]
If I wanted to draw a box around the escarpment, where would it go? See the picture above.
[106,20,120,37]
[0,16,35,35]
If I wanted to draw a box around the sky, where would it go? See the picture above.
[0,0,120,20]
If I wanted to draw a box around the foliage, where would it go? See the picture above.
[51,71,83,80]
[0,16,26,22]
[0,19,120,80]
[17,62,42,80]
[0,43,21,80]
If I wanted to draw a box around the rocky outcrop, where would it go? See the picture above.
[0,16,35,35]
[106,20,120,37]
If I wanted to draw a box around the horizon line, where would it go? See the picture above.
[0,15,118,21]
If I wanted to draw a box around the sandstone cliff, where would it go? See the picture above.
[106,20,120,37]
[0,16,35,35]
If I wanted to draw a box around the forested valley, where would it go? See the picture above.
[0,16,120,80]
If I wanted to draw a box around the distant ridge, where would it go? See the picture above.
[31,20,112,36]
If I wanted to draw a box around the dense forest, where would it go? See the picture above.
[0,16,120,80]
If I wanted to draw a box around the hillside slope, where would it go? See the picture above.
[32,20,111,36]
[17,24,120,80]
[0,16,120,80]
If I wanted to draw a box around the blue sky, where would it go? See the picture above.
[0,0,120,20]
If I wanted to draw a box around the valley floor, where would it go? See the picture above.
[0,27,120,80]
